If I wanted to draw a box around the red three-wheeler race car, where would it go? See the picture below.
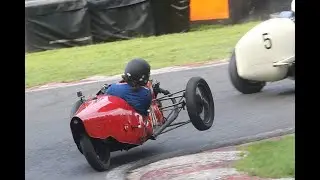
[69,76,215,171]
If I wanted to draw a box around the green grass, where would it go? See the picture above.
[235,135,295,178]
[190,24,226,32]
[26,21,260,88]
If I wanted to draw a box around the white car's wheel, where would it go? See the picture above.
[228,51,266,94]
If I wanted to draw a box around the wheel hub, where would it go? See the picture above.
[196,94,204,114]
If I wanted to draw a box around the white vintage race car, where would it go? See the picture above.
[228,1,295,94]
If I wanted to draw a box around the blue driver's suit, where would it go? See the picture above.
[105,82,152,116]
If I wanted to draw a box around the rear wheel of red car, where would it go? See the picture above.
[70,100,84,119]
[80,135,110,172]
[185,77,215,131]
[228,51,266,94]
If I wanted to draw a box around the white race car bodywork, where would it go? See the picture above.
[235,18,295,82]
[291,0,295,12]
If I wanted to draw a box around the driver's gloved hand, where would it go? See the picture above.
[152,82,169,95]
[152,82,161,93]
[161,89,170,95]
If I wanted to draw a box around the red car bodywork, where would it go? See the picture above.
[73,82,165,145]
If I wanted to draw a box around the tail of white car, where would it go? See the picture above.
[234,18,295,82]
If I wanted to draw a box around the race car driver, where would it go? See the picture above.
[104,58,153,116]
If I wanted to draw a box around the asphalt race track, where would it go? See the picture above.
[25,64,295,180]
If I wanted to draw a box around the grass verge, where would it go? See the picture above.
[235,134,295,178]
[26,21,260,88]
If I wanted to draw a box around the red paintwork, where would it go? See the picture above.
[74,81,165,145]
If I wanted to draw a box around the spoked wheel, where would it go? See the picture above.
[228,51,266,94]
[79,135,111,172]
[185,77,215,131]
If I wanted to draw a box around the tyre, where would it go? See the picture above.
[79,135,111,172]
[287,63,295,80]
[185,77,215,131]
[70,100,84,119]
[228,51,266,94]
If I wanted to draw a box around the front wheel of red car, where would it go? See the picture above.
[185,77,215,131]
[79,135,110,172]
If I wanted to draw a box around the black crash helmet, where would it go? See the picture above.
[124,58,151,86]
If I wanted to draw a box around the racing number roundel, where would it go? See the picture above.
[262,33,272,49]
